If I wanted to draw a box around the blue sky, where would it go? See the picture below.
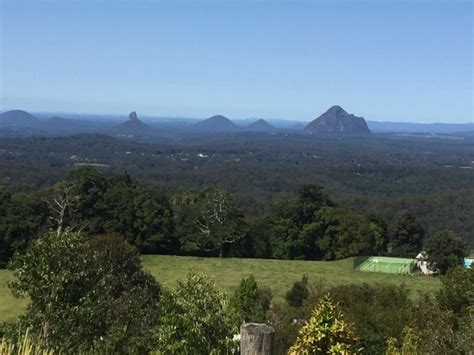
[1,0,472,122]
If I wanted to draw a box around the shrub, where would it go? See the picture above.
[7,230,160,353]
[288,295,360,354]
[155,273,235,354]
[285,275,309,308]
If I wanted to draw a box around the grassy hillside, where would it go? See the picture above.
[0,255,441,323]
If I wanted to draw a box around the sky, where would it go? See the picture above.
[0,0,472,123]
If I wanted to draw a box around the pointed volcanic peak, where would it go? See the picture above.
[194,114,238,132]
[112,111,152,135]
[305,105,370,135]
[246,119,276,132]
[0,110,41,127]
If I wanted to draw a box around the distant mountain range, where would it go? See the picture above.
[1,109,472,136]
[367,121,474,134]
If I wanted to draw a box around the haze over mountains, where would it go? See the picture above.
[1,107,473,137]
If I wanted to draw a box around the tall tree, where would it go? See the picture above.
[388,211,425,258]
[424,230,468,275]
[174,188,247,257]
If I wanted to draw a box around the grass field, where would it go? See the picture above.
[0,255,441,323]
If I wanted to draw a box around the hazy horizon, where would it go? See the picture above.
[1,0,472,123]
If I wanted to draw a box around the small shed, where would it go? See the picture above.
[416,252,436,275]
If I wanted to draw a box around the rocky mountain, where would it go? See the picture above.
[112,111,151,135]
[305,106,370,135]
[246,119,276,132]
[0,110,41,127]
[194,115,237,132]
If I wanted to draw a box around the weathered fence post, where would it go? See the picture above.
[240,323,275,355]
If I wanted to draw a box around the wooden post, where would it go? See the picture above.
[240,323,275,355]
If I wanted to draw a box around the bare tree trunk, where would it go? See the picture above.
[219,243,224,258]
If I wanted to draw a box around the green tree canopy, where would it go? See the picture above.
[172,188,247,257]
[286,275,310,308]
[155,273,235,354]
[388,211,425,258]
[8,229,160,353]
[228,275,272,326]
[423,230,468,275]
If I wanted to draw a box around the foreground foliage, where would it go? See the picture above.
[0,330,54,355]
[7,230,160,353]
[288,295,360,354]
[228,275,272,326]
[155,273,235,354]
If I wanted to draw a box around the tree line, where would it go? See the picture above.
[0,167,469,274]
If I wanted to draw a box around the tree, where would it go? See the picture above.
[0,188,46,267]
[103,180,176,254]
[63,167,109,234]
[315,208,386,260]
[388,211,425,258]
[409,294,464,354]
[173,188,247,257]
[385,327,421,355]
[266,185,334,260]
[155,273,235,354]
[292,185,335,227]
[288,295,360,354]
[8,230,160,353]
[437,266,474,317]
[286,275,309,308]
[42,182,79,236]
[423,230,468,275]
[327,283,412,354]
[228,275,272,326]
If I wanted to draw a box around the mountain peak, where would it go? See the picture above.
[112,111,151,135]
[305,106,370,135]
[326,105,346,114]
[128,111,139,121]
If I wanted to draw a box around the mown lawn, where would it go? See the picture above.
[0,255,441,323]
[0,270,29,323]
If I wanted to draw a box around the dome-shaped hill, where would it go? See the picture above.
[194,115,238,132]
[0,110,40,127]
[247,119,275,132]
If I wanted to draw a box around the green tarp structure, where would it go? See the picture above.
[357,256,416,274]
